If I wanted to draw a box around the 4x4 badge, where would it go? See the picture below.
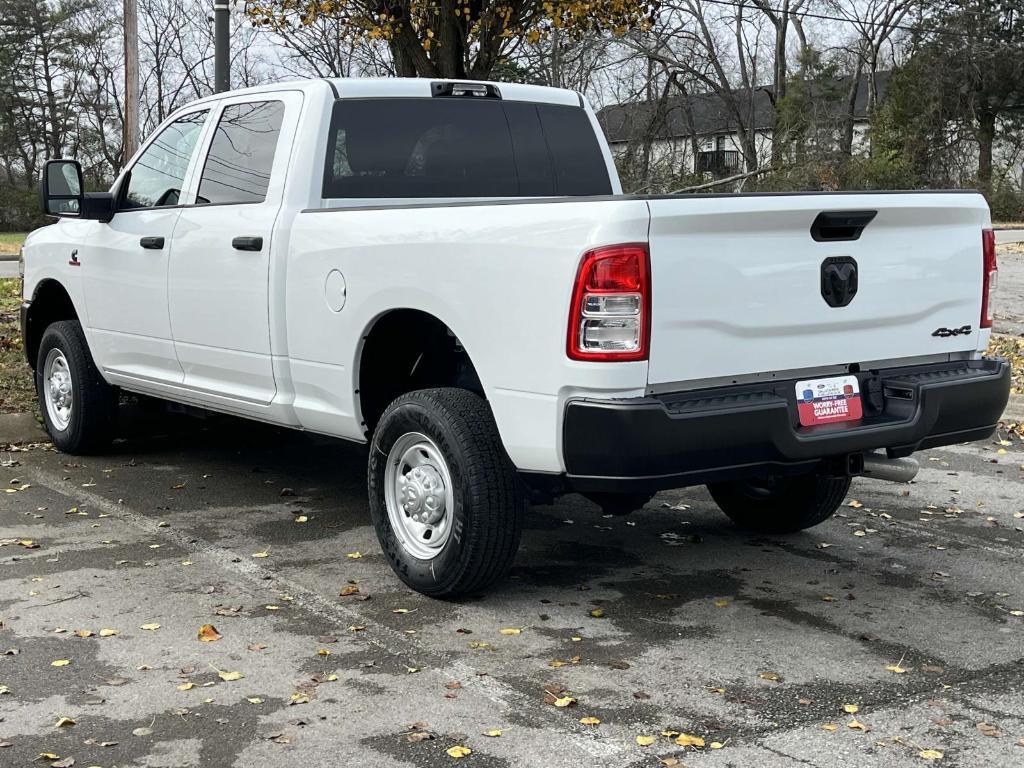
[931,325,972,337]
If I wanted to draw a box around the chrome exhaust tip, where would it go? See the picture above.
[862,452,920,484]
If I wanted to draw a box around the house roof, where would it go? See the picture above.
[597,72,889,144]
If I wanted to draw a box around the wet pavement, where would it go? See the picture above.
[1,409,1023,767]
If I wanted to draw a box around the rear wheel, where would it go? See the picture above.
[708,471,850,533]
[368,388,524,597]
[35,320,117,454]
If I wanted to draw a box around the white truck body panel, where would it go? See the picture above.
[645,193,991,389]
[286,198,651,470]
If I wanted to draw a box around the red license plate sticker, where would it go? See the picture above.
[795,375,863,427]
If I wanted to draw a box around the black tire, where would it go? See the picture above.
[367,388,524,597]
[35,320,117,454]
[582,491,655,516]
[708,472,851,533]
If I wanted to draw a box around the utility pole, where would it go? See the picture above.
[123,0,140,163]
[213,0,230,93]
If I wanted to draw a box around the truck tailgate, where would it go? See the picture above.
[645,192,990,388]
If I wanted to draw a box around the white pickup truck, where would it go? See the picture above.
[22,78,1010,596]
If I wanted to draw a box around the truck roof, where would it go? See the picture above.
[182,77,584,109]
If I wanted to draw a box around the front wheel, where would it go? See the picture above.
[35,320,117,454]
[708,472,850,534]
[367,388,524,597]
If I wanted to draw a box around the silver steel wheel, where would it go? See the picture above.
[384,432,454,560]
[43,348,73,432]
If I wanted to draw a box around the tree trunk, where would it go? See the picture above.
[839,60,863,156]
[977,109,996,193]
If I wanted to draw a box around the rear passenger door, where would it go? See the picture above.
[167,92,301,406]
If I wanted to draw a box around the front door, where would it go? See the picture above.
[81,110,210,383]
[167,93,300,406]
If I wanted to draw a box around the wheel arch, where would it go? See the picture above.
[24,279,81,370]
[355,308,484,435]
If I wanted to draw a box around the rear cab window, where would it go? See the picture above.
[196,101,286,205]
[322,98,611,199]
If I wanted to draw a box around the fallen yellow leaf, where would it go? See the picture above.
[247,697,263,704]
[843,703,859,714]
[885,664,908,674]
[197,624,222,642]
[317,648,332,656]
[483,729,502,737]
[636,735,657,746]
[251,550,269,559]
[140,623,161,631]
[294,515,308,523]
[499,627,522,635]
[75,629,94,638]
[713,599,730,608]
[758,671,780,682]
[51,659,71,667]
[346,551,363,559]
[99,628,118,637]
[589,608,605,618]
[446,745,471,758]
[822,723,838,731]
[54,716,75,728]
[553,695,577,708]
[848,718,870,732]
[710,741,724,749]
[177,682,194,691]
[918,749,944,760]
[675,733,705,747]
[217,670,243,682]
[579,716,601,725]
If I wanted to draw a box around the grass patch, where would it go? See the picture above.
[0,277,35,414]
[0,232,27,256]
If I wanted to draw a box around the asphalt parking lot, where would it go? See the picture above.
[1,403,1023,768]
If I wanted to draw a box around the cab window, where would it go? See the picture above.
[195,101,285,205]
[122,111,208,209]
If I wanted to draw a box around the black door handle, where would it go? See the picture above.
[232,236,263,252]
[140,236,164,249]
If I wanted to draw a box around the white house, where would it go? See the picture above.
[597,73,886,180]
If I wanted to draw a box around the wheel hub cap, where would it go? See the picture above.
[398,464,447,524]
[383,432,454,560]
[43,349,73,431]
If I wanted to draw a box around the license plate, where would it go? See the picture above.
[795,375,863,427]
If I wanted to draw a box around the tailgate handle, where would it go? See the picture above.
[811,210,877,242]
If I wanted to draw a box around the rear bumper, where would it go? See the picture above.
[563,358,1011,493]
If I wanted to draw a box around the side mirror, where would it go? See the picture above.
[41,159,84,217]
[40,159,114,222]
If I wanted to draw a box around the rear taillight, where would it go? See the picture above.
[981,228,997,329]
[567,244,650,361]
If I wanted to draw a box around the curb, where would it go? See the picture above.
[0,412,45,445]
[1002,394,1024,424]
